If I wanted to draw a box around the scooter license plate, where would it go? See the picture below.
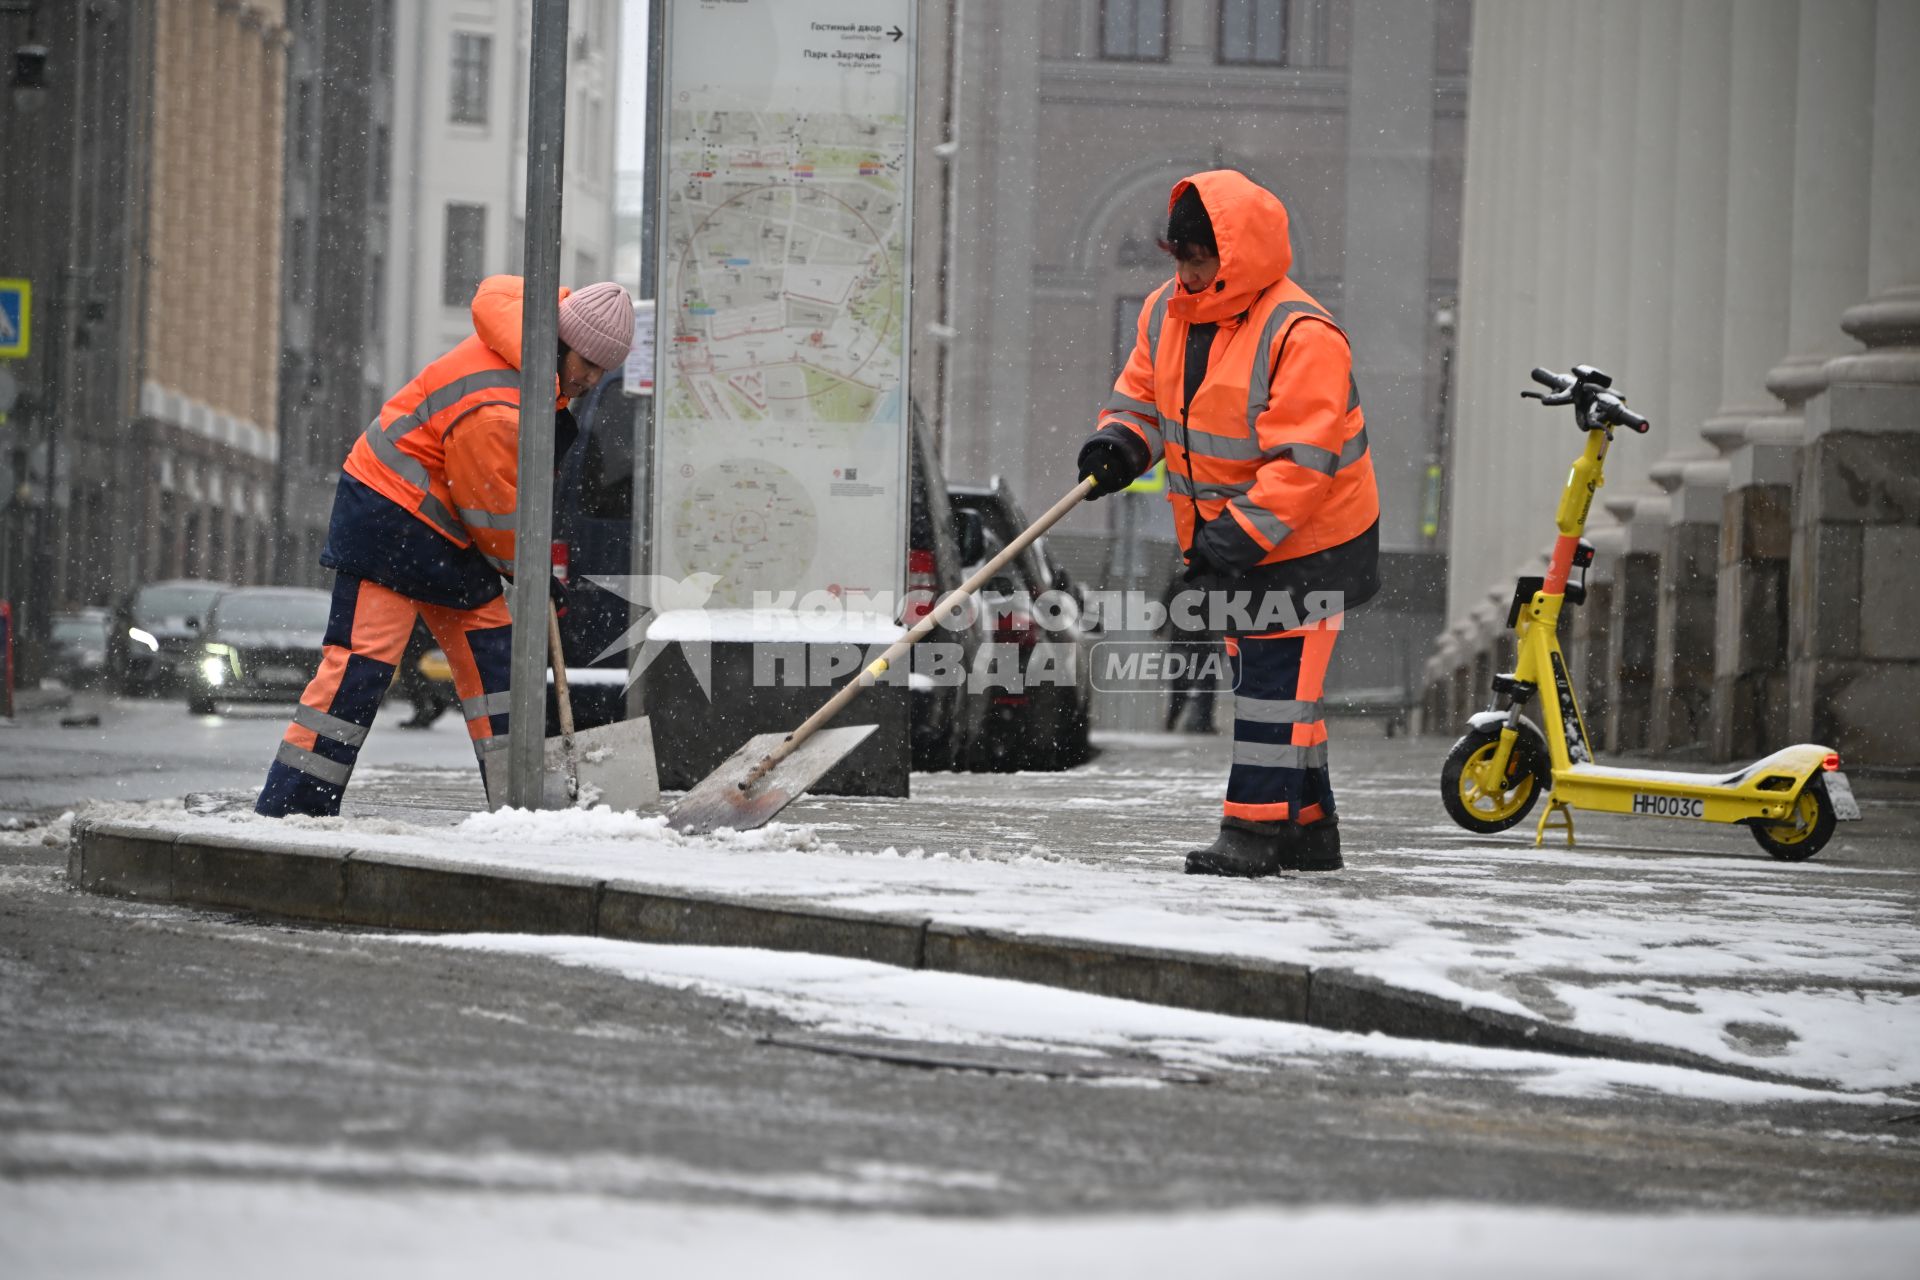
[1824,771,1862,821]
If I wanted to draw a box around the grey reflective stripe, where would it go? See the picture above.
[462,691,513,720]
[1178,426,1265,462]
[1167,471,1252,501]
[1234,697,1323,725]
[457,506,517,531]
[359,421,469,542]
[1266,440,1341,475]
[365,418,431,490]
[1102,392,1158,418]
[418,491,468,544]
[1347,373,1361,412]
[1145,288,1171,357]
[292,704,369,748]
[275,739,352,787]
[383,370,521,444]
[484,553,514,575]
[1225,497,1292,547]
[1231,741,1330,770]
[1338,424,1369,468]
[475,734,512,755]
[1246,300,1335,434]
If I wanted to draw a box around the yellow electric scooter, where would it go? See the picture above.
[1439,364,1861,860]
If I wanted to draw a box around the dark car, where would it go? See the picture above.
[550,370,645,731]
[553,373,988,768]
[184,587,330,715]
[50,610,112,688]
[948,480,1098,771]
[112,578,230,695]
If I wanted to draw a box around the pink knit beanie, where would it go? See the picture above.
[558,281,635,369]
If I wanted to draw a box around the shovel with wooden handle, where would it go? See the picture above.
[483,600,662,812]
[667,477,1097,835]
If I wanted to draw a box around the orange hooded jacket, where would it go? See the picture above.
[325,275,574,607]
[1094,171,1380,610]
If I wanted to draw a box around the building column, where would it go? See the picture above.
[1568,524,1624,748]
[1598,0,1678,755]
[1342,0,1436,553]
[1786,0,1920,766]
[1648,0,1734,752]
[1602,494,1668,754]
[1710,0,1802,761]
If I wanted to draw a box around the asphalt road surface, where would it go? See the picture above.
[4,829,1916,1215]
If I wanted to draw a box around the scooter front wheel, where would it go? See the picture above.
[1748,776,1837,861]
[1441,724,1549,834]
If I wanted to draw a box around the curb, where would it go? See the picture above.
[66,819,1835,1088]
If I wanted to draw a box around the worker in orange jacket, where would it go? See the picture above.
[1077,172,1380,877]
[255,275,634,817]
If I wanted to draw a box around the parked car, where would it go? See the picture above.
[184,586,330,716]
[50,610,112,688]
[111,578,230,695]
[948,480,1098,771]
[903,406,990,770]
[553,374,990,768]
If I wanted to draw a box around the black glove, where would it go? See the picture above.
[548,573,570,618]
[1181,538,1220,584]
[1077,437,1142,500]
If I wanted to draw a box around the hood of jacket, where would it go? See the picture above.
[469,274,575,407]
[1165,171,1294,326]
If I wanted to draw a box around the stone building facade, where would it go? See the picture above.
[0,0,290,675]
[910,0,1471,713]
[1426,0,1920,771]
[277,0,396,588]
[380,0,621,390]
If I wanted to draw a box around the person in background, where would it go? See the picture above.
[1076,172,1380,878]
[255,276,634,817]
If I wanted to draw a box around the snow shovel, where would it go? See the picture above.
[483,602,661,812]
[668,477,1096,834]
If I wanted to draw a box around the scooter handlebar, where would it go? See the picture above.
[1531,367,1576,393]
[1598,397,1649,433]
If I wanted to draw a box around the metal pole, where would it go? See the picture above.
[625,0,665,723]
[506,0,571,810]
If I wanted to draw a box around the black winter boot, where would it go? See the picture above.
[1277,817,1342,872]
[1185,818,1284,878]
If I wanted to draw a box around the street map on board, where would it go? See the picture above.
[654,1,913,609]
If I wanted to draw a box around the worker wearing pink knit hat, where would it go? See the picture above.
[255,275,635,818]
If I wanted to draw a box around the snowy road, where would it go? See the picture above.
[6,703,1919,1270]
[0,692,478,819]
[6,809,1920,1273]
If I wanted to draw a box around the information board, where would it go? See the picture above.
[650,0,914,612]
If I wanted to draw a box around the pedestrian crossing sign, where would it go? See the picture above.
[1126,460,1166,494]
[0,279,29,359]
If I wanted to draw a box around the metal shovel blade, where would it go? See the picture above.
[570,716,660,812]
[481,746,573,812]
[479,716,661,813]
[667,724,879,835]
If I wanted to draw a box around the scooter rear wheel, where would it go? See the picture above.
[1748,776,1836,861]
[1441,724,1549,834]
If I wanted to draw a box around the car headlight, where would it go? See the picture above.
[129,627,159,652]
[201,643,237,685]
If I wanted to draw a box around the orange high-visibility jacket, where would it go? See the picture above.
[340,275,570,582]
[1094,171,1380,604]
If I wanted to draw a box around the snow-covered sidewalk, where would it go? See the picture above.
[68,730,1920,1094]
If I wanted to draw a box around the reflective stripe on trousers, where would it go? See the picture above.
[254,574,514,818]
[1221,614,1342,824]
